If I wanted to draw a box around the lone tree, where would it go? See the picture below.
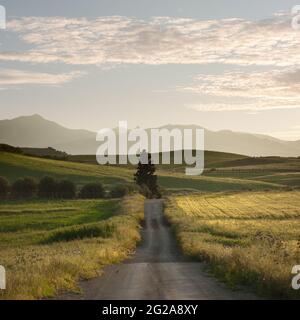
[134,151,161,199]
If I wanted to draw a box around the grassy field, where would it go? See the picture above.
[0,195,144,299]
[1,149,300,299]
[69,150,248,168]
[158,172,282,192]
[0,151,292,193]
[165,191,300,299]
[0,152,132,188]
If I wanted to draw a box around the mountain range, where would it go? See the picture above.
[0,114,300,157]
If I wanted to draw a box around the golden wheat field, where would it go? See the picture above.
[166,191,300,299]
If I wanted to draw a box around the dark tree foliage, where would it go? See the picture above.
[38,176,58,198]
[0,144,23,154]
[134,152,161,199]
[12,177,38,199]
[79,183,105,199]
[109,184,128,198]
[0,176,10,199]
[57,180,76,199]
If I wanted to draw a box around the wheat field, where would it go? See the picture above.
[166,191,300,299]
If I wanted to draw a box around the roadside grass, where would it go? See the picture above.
[165,191,300,299]
[0,195,144,300]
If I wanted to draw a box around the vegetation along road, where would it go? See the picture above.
[61,199,256,300]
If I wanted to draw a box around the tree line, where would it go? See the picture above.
[0,176,130,200]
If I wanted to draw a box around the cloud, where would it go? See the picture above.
[0,69,83,86]
[266,128,300,141]
[2,14,299,108]
[1,14,299,67]
[182,68,300,111]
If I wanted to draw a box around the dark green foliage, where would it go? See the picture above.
[109,184,128,198]
[0,176,10,199]
[12,177,38,199]
[57,179,76,199]
[38,176,58,198]
[0,144,23,154]
[79,182,105,199]
[43,223,115,243]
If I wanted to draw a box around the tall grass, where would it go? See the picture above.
[165,191,300,299]
[0,195,144,299]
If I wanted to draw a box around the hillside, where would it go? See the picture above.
[0,115,300,156]
[0,151,287,192]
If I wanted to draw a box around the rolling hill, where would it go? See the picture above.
[0,151,287,192]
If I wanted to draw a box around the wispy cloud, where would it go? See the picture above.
[266,126,300,141]
[183,68,300,111]
[0,69,83,86]
[1,14,299,67]
[2,14,300,111]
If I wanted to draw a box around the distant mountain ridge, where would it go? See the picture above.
[0,114,299,157]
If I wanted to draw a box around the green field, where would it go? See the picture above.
[1,151,294,192]
[0,152,132,188]
[0,195,144,299]
[166,191,300,298]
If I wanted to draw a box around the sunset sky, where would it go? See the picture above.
[0,0,300,140]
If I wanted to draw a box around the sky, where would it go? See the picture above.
[0,0,300,140]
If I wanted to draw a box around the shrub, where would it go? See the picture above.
[0,176,10,199]
[12,177,38,199]
[109,185,128,198]
[43,223,115,244]
[57,180,76,199]
[79,183,105,199]
[38,176,58,198]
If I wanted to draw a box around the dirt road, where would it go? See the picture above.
[62,199,256,300]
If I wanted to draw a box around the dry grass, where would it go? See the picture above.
[0,195,144,300]
[165,191,300,299]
